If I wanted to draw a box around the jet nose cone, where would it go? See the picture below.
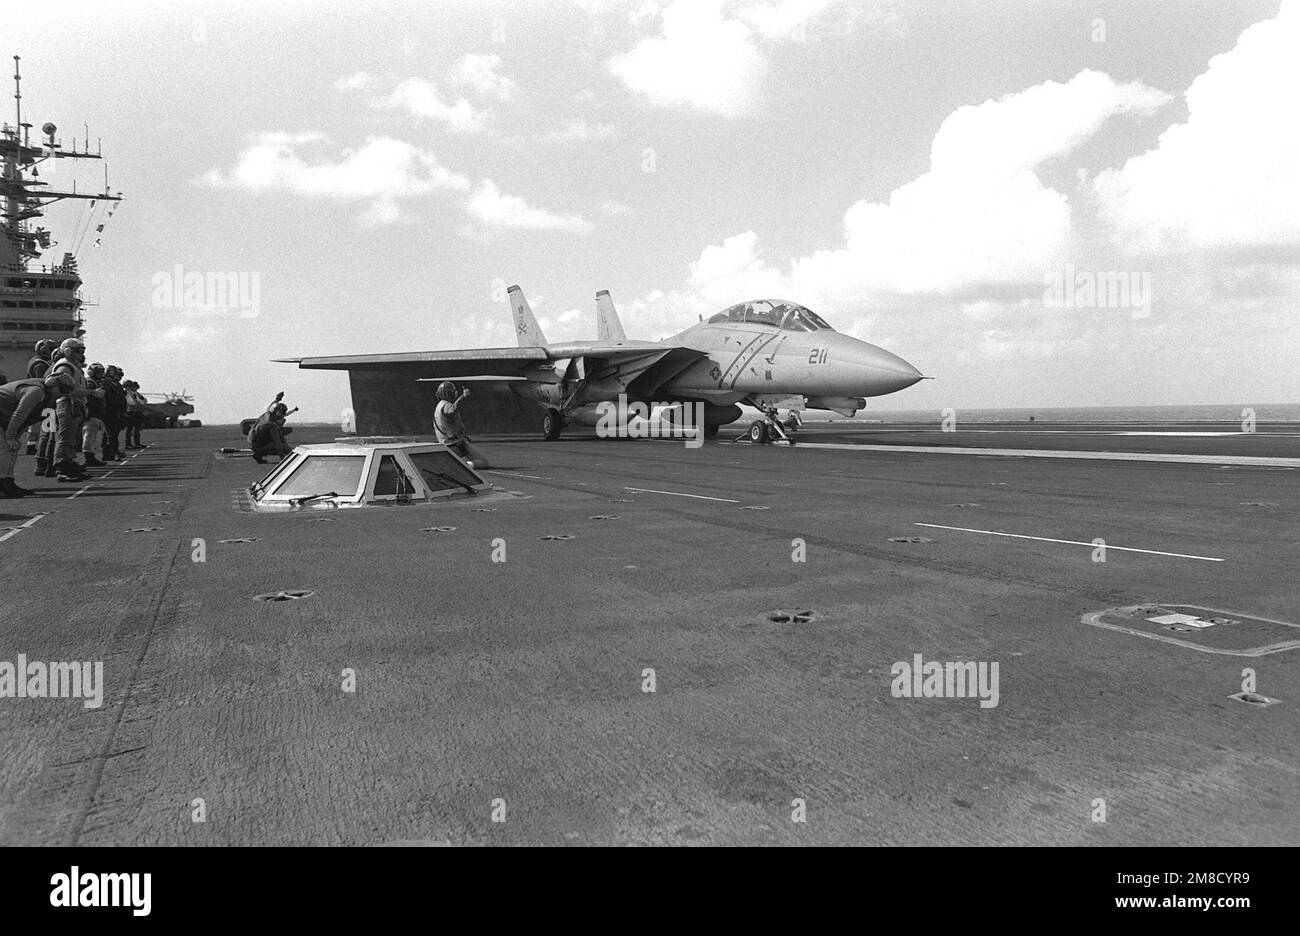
[860,344,924,393]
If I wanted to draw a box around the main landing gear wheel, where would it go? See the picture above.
[543,409,563,441]
[748,421,769,444]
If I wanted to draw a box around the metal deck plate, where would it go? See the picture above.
[1081,603,1300,656]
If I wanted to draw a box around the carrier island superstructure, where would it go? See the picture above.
[0,55,122,381]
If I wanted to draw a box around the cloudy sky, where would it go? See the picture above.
[11,0,1298,422]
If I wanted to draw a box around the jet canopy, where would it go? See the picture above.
[707,300,833,333]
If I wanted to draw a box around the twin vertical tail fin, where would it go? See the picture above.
[508,285,548,348]
[595,290,627,342]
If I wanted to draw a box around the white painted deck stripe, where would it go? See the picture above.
[625,486,741,503]
[914,523,1225,562]
[795,442,1300,468]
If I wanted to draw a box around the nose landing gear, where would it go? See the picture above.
[736,405,796,446]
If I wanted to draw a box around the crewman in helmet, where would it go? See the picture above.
[101,365,127,461]
[248,400,294,463]
[122,379,146,448]
[433,381,490,469]
[22,339,56,457]
[27,339,55,380]
[82,362,107,466]
[48,338,102,481]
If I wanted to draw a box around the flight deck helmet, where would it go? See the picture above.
[436,381,457,402]
[59,338,86,363]
[34,338,56,358]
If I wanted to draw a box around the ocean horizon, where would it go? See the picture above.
[858,403,1300,423]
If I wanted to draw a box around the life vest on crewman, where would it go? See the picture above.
[48,357,86,413]
[433,382,466,444]
[247,403,287,445]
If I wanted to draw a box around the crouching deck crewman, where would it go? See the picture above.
[248,401,296,464]
[1,373,72,498]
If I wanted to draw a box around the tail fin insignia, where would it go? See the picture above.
[508,285,548,348]
[595,289,627,342]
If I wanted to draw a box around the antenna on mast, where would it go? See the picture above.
[13,55,21,135]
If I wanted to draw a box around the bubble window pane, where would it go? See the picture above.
[409,451,481,491]
[272,455,366,497]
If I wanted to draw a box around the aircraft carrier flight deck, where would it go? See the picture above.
[2,420,1295,846]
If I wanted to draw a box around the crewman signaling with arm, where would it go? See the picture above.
[248,401,295,464]
[433,382,490,469]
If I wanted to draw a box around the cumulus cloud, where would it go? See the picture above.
[1093,0,1300,256]
[447,53,517,101]
[680,70,1169,307]
[609,0,768,117]
[199,133,469,225]
[374,78,493,134]
[608,0,873,116]
[335,63,501,133]
[793,70,1167,298]
[599,69,1175,362]
[688,231,790,304]
[465,180,594,234]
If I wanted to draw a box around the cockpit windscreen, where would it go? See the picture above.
[707,300,833,332]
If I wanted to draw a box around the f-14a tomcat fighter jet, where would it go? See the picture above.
[281,286,926,440]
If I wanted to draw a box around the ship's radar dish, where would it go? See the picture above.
[43,122,57,138]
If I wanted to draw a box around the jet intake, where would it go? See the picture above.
[804,396,866,417]
[702,402,742,427]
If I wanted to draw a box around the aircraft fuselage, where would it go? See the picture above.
[515,312,924,425]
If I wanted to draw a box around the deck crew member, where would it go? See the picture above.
[35,348,63,474]
[48,338,101,481]
[24,339,55,458]
[82,362,107,466]
[101,365,127,461]
[433,382,490,469]
[248,401,294,463]
[1,374,69,498]
[123,380,146,448]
